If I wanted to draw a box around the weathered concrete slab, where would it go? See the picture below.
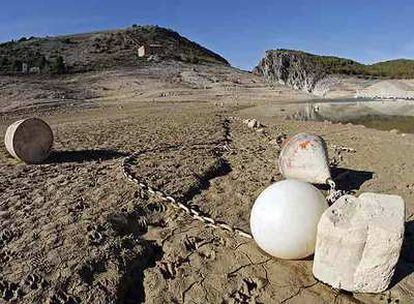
[313,193,405,293]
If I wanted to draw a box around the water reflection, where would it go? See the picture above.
[288,99,414,133]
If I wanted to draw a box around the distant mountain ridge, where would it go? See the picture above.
[253,49,414,95]
[0,25,229,75]
[257,49,414,79]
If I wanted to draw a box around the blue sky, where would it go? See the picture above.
[1,0,413,70]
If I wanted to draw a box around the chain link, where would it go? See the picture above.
[121,117,254,239]
[327,144,357,203]
[121,116,356,240]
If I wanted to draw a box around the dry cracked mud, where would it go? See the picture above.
[1,63,414,303]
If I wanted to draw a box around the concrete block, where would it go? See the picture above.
[313,193,405,293]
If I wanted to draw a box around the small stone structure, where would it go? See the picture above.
[138,44,163,57]
[29,66,40,74]
[21,63,40,74]
[313,193,405,293]
[22,63,28,73]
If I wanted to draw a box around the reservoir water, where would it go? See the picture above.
[248,99,414,134]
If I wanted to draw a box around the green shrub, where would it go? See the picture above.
[12,59,22,72]
[50,55,66,74]
[275,49,414,79]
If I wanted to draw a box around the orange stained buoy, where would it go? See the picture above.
[278,133,331,184]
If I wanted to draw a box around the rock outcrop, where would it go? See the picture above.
[253,50,331,94]
[313,193,405,293]
[254,49,414,99]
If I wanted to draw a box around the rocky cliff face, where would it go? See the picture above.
[253,50,332,94]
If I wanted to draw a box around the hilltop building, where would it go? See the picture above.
[22,63,28,73]
[138,44,163,57]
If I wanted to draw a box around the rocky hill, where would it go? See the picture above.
[253,49,328,93]
[254,49,414,95]
[0,25,229,75]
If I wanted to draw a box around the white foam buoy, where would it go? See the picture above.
[250,179,328,259]
[278,133,331,184]
[4,118,53,164]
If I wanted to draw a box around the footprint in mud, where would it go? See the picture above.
[107,212,148,236]
[183,236,203,251]
[144,202,168,229]
[0,249,13,264]
[88,230,104,245]
[120,200,147,215]
[111,198,168,234]
[47,290,79,304]
[145,201,167,214]
[68,198,89,213]
[0,229,14,247]
[198,246,216,261]
[159,254,191,280]
[86,224,105,245]
[159,261,177,280]
[23,273,47,291]
[0,279,22,302]
[226,277,267,304]
[68,199,90,223]
[379,294,400,304]
[77,258,107,285]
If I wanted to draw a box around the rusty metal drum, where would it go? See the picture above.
[4,118,53,164]
[278,133,331,184]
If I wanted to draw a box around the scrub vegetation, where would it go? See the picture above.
[276,49,414,79]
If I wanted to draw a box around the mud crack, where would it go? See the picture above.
[227,252,272,277]
[280,281,319,303]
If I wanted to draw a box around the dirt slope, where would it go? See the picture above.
[0,25,228,75]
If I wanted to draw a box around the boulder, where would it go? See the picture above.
[247,119,258,128]
[313,193,405,293]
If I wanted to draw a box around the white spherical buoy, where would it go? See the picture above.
[4,118,53,164]
[250,179,328,259]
